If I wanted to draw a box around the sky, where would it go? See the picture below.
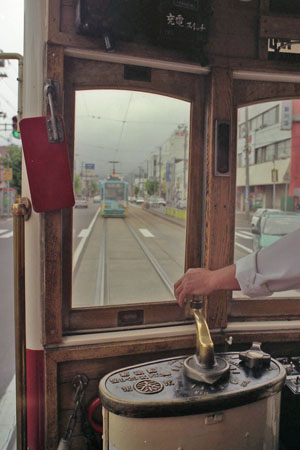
[75,90,190,180]
[0,1,24,146]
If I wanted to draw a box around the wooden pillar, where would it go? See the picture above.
[204,67,234,329]
[44,44,64,345]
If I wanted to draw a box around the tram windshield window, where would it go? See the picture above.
[72,90,190,308]
[233,99,300,299]
[104,183,125,201]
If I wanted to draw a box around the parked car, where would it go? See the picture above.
[253,212,300,250]
[157,198,166,206]
[148,197,160,207]
[75,196,88,208]
[93,195,101,203]
[136,197,144,204]
[148,197,166,207]
[251,208,281,233]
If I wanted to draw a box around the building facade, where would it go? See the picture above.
[236,100,300,211]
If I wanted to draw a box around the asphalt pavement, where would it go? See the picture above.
[0,215,15,450]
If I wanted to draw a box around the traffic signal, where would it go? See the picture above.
[12,115,20,139]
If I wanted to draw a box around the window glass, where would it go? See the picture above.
[265,144,276,161]
[234,100,299,299]
[263,106,278,127]
[72,90,190,307]
[277,139,290,159]
[255,147,264,164]
[255,115,263,130]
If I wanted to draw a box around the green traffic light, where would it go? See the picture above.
[12,115,20,139]
[13,130,20,139]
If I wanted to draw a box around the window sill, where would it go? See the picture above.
[47,319,300,350]
[53,324,196,348]
[226,319,300,332]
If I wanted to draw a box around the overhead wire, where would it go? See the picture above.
[77,113,188,127]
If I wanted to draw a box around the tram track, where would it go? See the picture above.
[124,220,175,297]
[93,216,176,306]
[127,205,185,263]
[94,218,109,306]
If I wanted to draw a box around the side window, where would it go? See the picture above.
[234,100,300,299]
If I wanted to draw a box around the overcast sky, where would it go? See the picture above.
[75,89,190,180]
[0,1,24,145]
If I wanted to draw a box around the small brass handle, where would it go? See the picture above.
[193,308,215,368]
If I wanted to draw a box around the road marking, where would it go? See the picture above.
[0,229,8,235]
[139,228,154,238]
[239,230,254,237]
[78,229,89,238]
[0,231,13,238]
[235,242,252,254]
[73,208,100,271]
[235,231,253,240]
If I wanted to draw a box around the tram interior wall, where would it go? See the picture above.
[32,0,300,448]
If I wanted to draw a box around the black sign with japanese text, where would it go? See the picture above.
[157,0,211,48]
[75,0,212,63]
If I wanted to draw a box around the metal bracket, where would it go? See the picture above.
[12,197,32,221]
[44,80,64,143]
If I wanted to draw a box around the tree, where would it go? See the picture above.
[134,186,139,197]
[0,144,22,194]
[145,179,158,196]
[74,173,81,195]
[91,181,98,196]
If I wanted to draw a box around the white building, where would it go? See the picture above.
[236,100,296,211]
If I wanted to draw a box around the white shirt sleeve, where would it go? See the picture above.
[235,228,300,297]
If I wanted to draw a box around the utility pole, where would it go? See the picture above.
[244,107,250,220]
[183,125,188,200]
[272,157,277,209]
[158,146,162,197]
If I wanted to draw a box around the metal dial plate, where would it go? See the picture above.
[134,379,164,395]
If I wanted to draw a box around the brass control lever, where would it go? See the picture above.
[192,303,215,368]
[184,298,230,384]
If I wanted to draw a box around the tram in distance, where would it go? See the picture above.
[7,1,300,450]
[100,178,129,218]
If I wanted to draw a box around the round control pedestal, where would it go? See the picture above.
[99,352,285,450]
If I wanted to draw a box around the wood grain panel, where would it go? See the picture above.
[230,298,300,320]
[233,80,300,108]
[44,44,65,345]
[204,68,234,329]
[260,15,300,40]
[62,79,75,330]
[185,77,206,271]
[45,354,59,450]
[207,2,258,59]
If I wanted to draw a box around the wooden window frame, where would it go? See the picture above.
[44,45,300,344]
[225,78,300,326]
[45,51,208,339]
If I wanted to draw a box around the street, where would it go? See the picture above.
[72,206,255,307]
[0,216,14,399]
